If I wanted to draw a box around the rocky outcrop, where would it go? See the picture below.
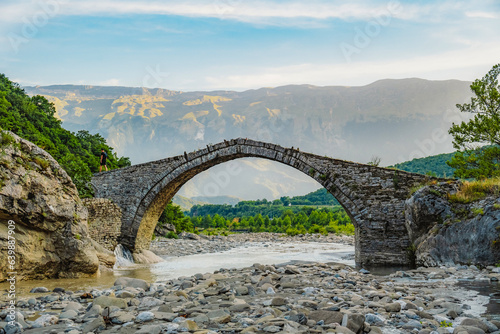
[154,223,176,238]
[0,131,99,281]
[405,182,500,267]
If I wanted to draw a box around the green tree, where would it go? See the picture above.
[448,64,500,179]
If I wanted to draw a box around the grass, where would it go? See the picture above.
[471,207,484,216]
[34,156,50,170]
[448,178,500,204]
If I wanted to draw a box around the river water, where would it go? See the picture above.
[2,241,354,297]
[1,241,499,320]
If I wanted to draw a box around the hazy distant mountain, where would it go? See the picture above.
[172,195,207,211]
[191,195,243,206]
[25,79,472,200]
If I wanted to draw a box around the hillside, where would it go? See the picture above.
[24,79,472,200]
[187,187,339,218]
[392,152,456,178]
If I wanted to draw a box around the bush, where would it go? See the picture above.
[166,231,178,239]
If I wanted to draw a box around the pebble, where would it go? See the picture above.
[136,311,155,322]
[1,234,498,334]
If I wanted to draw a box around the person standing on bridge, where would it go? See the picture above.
[99,148,108,172]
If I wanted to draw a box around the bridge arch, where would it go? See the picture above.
[92,138,430,267]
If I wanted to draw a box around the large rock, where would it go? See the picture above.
[114,277,150,291]
[90,238,116,268]
[405,183,500,267]
[0,131,99,282]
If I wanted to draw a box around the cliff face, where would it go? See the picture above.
[0,131,99,281]
[405,182,500,267]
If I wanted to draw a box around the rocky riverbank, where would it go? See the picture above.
[150,233,354,257]
[1,260,499,334]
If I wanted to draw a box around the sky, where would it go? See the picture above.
[0,0,499,91]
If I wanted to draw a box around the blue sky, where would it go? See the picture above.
[0,0,499,91]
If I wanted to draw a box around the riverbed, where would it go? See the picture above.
[1,240,355,297]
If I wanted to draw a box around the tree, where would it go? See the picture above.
[448,64,500,179]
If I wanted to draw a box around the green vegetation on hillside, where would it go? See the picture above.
[0,74,130,197]
[187,188,338,218]
[448,63,500,179]
[392,152,456,178]
[158,188,353,237]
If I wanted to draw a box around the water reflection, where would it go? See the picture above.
[457,280,500,320]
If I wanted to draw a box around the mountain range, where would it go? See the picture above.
[24,79,472,200]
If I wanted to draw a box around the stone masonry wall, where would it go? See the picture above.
[82,198,122,252]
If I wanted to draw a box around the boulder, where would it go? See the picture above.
[178,232,201,240]
[90,238,116,268]
[308,310,343,324]
[0,131,99,282]
[132,249,164,264]
[405,183,500,267]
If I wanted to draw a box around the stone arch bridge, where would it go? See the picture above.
[92,138,430,267]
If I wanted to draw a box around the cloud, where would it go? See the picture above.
[203,43,500,90]
[1,0,497,26]
[465,11,499,19]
